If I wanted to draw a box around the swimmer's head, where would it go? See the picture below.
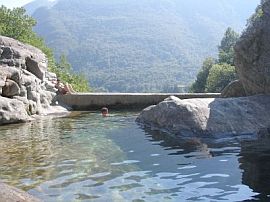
[101,107,109,117]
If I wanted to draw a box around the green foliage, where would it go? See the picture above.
[0,5,90,92]
[54,55,90,92]
[205,63,236,93]
[190,58,215,93]
[0,6,36,41]
[247,2,264,26]
[190,27,239,93]
[218,27,239,65]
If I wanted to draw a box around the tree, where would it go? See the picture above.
[218,27,239,65]
[190,27,239,93]
[205,63,236,93]
[55,54,90,92]
[190,57,215,93]
[0,6,36,41]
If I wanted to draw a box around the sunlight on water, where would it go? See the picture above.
[0,111,269,201]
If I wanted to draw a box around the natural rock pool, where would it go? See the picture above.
[0,111,270,201]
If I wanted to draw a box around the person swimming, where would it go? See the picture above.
[101,107,109,117]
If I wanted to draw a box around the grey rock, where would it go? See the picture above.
[22,73,38,91]
[0,65,21,84]
[2,79,21,97]
[45,71,57,80]
[44,80,57,92]
[137,95,270,136]
[27,90,39,102]
[28,100,38,115]
[0,35,47,81]
[0,36,64,125]
[19,85,27,97]
[0,47,13,59]
[25,56,45,80]
[40,91,54,108]
[0,97,29,125]
[221,80,246,98]
[234,0,270,95]
[0,72,7,88]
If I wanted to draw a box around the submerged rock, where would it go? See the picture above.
[137,95,270,136]
[0,182,40,202]
[0,36,63,125]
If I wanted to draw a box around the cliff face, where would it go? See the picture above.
[0,36,58,125]
[234,0,270,96]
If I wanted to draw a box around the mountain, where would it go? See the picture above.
[26,0,259,92]
[24,0,56,15]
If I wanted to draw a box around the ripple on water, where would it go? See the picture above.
[0,112,264,201]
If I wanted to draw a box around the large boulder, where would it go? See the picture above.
[0,96,29,125]
[234,0,270,95]
[137,95,270,136]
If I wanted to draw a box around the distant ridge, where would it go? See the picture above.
[24,0,57,15]
[26,0,259,92]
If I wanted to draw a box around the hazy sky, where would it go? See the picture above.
[0,0,34,8]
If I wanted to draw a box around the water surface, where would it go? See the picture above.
[0,111,269,201]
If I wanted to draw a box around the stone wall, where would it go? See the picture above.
[56,93,221,110]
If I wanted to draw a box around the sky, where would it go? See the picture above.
[0,0,34,8]
[0,0,55,8]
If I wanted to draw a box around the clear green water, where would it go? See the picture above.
[0,111,270,201]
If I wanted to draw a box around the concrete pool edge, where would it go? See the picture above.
[56,93,221,110]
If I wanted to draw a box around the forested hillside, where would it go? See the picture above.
[26,0,259,92]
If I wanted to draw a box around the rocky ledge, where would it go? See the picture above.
[137,95,270,136]
[0,36,67,125]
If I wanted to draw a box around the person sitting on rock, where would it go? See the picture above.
[55,79,75,95]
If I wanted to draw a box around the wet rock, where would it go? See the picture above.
[137,95,270,136]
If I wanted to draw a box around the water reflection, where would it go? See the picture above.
[0,112,269,201]
[239,136,270,201]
